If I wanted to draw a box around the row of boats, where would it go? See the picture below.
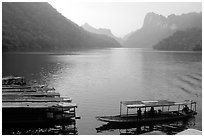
[2,76,198,134]
[2,76,79,125]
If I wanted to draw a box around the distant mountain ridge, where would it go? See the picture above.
[2,2,121,52]
[124,12,202,48]
[82,23,123,44]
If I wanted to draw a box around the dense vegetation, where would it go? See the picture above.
[153,28,202,51]
[2,2,120,52]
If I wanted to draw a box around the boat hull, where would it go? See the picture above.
[2,107,75,125]
[97,111,197,124]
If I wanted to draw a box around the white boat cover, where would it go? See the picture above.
[122,100,195,108]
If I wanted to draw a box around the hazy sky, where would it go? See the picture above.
[49,2,202,38]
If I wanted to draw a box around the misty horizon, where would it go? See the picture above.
[80,11,202,39]
[49,2,202,38]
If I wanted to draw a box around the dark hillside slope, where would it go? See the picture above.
[153,28,202,51]
[2,2,120,52]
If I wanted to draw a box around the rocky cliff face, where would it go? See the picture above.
[124,12,202,48]
[143,12,168,29]
[2,2,121,52]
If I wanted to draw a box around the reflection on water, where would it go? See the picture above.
[3,120,78,135]
[96,117,195,135]
[2,49,202,134]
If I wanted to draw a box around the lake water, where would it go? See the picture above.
[2,48,202,135]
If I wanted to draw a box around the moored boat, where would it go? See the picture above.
[2,76,26,86]
[3,101,77,124]
[96,118,196,135]
[2,76,71,102]
[96,100,197,124]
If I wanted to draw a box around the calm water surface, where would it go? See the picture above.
[2,48,202,135]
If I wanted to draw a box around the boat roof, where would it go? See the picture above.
[121,100,195,108]
[2,102,77,109]
[2,96,72,103]
[2,76,24,80]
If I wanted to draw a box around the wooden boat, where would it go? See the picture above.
[2,76,27,86]
[3,91,60,97]
[2,76,70,101]
[2,96,72,103]
[3,97,77,125]
[2,102,77,124]
[3,76,57,93]
[96,100,197,124]
[96,117,195,135]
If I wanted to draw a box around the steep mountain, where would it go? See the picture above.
[124,12,202,48]
[2,2,121,52]
[153,28,202,51]
[82,23,123,44]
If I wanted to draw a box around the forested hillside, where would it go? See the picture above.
[2,2,120,52]
[153,28,202,51]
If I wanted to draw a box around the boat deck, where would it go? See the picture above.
[3,102,77,109]
[2,96,72,102]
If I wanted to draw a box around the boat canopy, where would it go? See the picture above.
[2,76,26,85]
[121,100,195,108]
[2,76,25,81]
